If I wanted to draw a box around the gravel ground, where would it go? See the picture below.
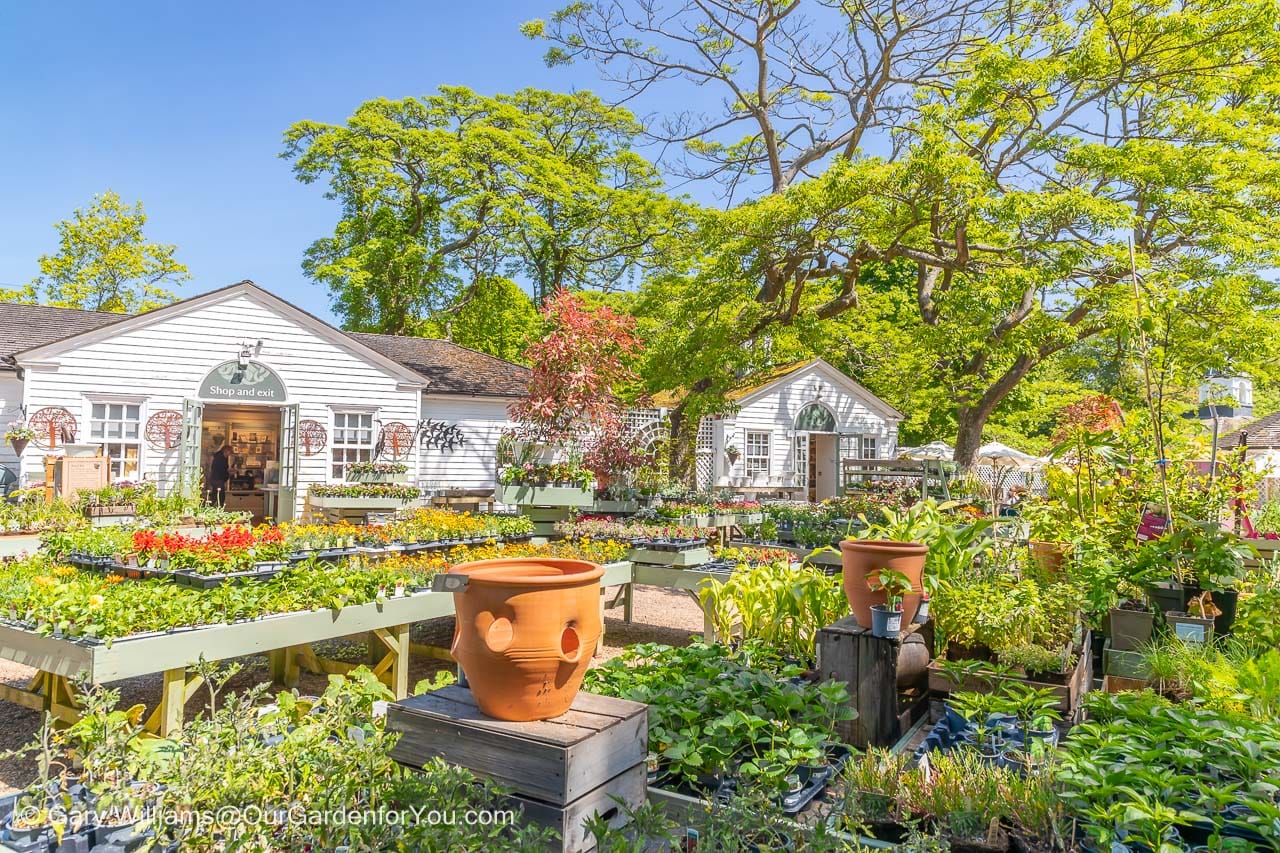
[0,584,706,795]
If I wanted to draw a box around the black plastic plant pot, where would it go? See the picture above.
[1147,581,1187,614]
[1213,589,1239,636]
[1,818,47,847]
[93,820,148,847]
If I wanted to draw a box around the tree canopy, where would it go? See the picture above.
[282,86,676,336]
[4,191,189,313]
[529,0,1280,468]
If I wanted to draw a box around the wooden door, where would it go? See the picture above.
[808,434,818,502]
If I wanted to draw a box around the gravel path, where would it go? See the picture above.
[0,585,706,794]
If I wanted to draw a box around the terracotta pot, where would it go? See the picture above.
[8,438,27,456]
[449,557,604,721]
[1029,540,1071,575]
[838,539,928,629]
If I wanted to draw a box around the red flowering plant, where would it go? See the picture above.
[1046,394,1126,525]
[131,525,288,574]
[506,289,648,493]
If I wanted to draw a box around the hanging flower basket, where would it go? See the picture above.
[4,423,35,457]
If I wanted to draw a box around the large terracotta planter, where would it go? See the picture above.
[449,557,604,721]
[838,539,928,629]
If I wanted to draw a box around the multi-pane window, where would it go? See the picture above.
[89,402,141,480]
[744,431,771,476]
[861,436,879,459]
[331,411,374,479]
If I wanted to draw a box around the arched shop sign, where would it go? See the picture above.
[198,360,288,403]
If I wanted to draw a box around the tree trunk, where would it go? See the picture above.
[953,407,988,471]
[667,403,697,487]
[952,355,1037,470]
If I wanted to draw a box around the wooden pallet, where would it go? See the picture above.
[388,685,647,851]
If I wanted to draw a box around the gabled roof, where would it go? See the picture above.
[650,358,904,421]
[1219,411,1280,449]
[0,302,119,362]
[348,333,529,398]
[0,282,527,396]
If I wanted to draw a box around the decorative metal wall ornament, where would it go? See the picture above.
[29,407,78,449]
[298,420,328,456]
[375,422,415,460]
[144,410,184,450]
[417,418,467,452]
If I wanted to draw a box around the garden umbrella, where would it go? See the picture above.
[977,441,1045,511]
[976,441,1045,470]
[898,441,955,461]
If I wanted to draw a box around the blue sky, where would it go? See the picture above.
[0,1,612,322]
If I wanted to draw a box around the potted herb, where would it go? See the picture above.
[868,568,913,639]
[948,690,1005,760]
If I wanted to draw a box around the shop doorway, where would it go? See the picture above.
[179,400,298,522]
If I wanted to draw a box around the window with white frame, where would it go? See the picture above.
[861,436,879,459]
[89,401,142,480]
[331,411,375,479]
[744,431,771,476]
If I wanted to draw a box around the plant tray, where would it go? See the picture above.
[629,546,713,567]
[927,632,1092,715]
[592,499,639,514]
[85,505,137,517]
[635,538,708,553]
[171,569,269,589]
[496,483,594,508]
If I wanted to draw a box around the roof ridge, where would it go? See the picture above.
[348,330,529,371]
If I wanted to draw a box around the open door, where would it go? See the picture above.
[179,398,204,499]
[277,404,299,522]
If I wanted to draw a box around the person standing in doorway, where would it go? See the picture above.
[208,444,231,506]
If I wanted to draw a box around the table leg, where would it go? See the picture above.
[153,668,189,736]
[282,645,301,688]
[371,625,410,698]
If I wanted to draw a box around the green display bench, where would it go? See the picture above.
[0,560,635,736]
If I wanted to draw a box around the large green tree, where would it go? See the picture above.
[530,0,1280,471]
[419,276,540,363]
[4,191,189,313]
[282,87,674,334]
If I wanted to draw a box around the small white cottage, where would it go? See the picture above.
[648,359,902,500]
[0,281,529,518]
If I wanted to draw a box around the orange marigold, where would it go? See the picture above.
[104,574,125,584]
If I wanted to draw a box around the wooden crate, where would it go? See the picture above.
[1103,674,1151,693]
[815,616,932,748]
[926,631,1093,716]
[388,685,647,805]
[508,762,645,852]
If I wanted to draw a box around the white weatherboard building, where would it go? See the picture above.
[0,281,529,519]
[645,359,902,501]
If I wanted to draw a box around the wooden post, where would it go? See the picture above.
[815,616,931,748]
[267,649,285,683]
[282,644,301,688]
[387,623,410,698]
[158,667,187,737]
